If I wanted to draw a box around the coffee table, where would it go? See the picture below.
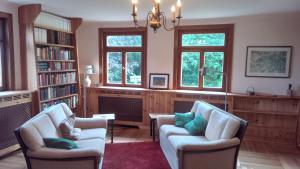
[93,113,115,143]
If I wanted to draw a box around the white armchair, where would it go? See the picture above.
[157,100,248,169]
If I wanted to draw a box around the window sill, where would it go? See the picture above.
[88,86,231,96]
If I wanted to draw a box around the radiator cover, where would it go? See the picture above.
[98,96,143,122]
[0,92,32,155]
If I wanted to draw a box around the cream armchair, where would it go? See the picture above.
[15,103,107,169]
[157,100,248,169]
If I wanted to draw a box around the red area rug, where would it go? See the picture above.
[103,142,171,169]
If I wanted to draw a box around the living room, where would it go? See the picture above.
[0,0,300,169]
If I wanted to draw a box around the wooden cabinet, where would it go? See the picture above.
[232,95,300,145]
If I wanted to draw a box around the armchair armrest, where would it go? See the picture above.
[27,147,102,159]
[74,117,107,129]
[157,115,175,129]
[172,138,240,152]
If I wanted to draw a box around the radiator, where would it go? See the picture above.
[174,100,226,113]
[98,96,143,122]
[0,91,32,157]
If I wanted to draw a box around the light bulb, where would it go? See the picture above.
[132,0,138,5]
[152,7,156,14]
[177,0,181,7]
[171,5,176,12]
[155,0,161,4]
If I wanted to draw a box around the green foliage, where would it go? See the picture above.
[203,52,224,88]
[181,52,200,87]
[107,52,122,84]
[182,33,225,46]
[126,52,141,85]
[107,35,142,47]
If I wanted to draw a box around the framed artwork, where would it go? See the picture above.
[149,73,169,89]
[245,46,292,78]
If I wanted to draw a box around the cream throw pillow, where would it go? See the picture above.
[60,115,81,140]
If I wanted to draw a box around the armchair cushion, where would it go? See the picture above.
[195,102,213,121]
[157,115,175,129]
[74,117,107,129]
[78,128,106,140]
[160,125,189,137]
[175,112,194,127]
[168,135,240,151]
[205,110,240,141]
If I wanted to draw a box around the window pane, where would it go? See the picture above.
[203,52,224,88]
[107,35,142,47]
[182,33,225,46]
[107,52,122,84]
[181,52,200,87]
[126,52,141,85]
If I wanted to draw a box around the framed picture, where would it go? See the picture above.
[149,73,169,89]
[245,46,292,78]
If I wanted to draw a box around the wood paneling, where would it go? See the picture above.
[232,96,300,145]
[87,87,300,147]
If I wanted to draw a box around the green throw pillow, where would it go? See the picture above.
[43,138,79,150]
[184,114,208,135]
[175,112,194,127]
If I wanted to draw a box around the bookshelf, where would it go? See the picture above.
[18,4,82,114]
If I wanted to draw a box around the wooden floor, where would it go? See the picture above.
[1,126,300,169]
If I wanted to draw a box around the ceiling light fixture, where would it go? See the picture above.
[131,0,182,32]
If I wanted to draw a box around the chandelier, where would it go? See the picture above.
[131,0,182,32]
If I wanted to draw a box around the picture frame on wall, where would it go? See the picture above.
[149,73,169,89]
[245,46,292,78]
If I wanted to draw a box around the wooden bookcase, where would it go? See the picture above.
[18,4,82,115]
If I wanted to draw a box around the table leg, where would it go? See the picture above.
[150,119,153,136]
[152,119,156,142]
[110,120,114,143]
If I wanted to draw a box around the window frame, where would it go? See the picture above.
[173,24,234,92]
[99,27,147,88]
[0,12,15,91]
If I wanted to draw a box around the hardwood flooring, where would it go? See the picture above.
[0,126,299,169]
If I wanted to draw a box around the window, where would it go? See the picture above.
[174,25,233,91]
[0,12,15,91]
[99,28,147,87]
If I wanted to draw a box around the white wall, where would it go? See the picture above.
[0,1,21,90]
[77,12,300,96]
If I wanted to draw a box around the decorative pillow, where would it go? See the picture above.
[43,138,78,150]
[184,114,208,135]
[60,116,81,140]
[175,112,194,127]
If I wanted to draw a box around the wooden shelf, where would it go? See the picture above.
[40,94,78,103]
[35,42,75,48]
[38,69,77,73]
[34,25,73,34]
[39,82,77,88]
[233,109,298,116]
[37,59,76,62]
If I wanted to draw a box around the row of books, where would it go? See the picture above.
[35,12,72,32]
[40,84,77,101]
[39,72,76,86]
[36,47,73,60]
[34,28,47,43]
[37,62,74,71]
[48,30,72,45]
[41,96,78,111]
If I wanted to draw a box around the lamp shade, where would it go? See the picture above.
[84,65,95,75]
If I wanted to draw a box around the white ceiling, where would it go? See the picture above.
[7,0,300,21]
